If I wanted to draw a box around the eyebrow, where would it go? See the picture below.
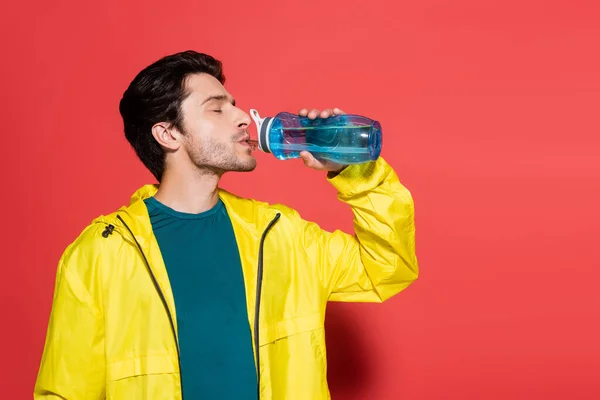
[201,94,236,106]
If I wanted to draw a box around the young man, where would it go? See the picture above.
[34,50,419,399]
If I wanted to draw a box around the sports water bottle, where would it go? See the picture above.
[249,109,382,165]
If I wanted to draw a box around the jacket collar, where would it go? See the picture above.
[106,183,278,242]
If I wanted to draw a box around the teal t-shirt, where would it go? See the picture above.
[144,196,257,399]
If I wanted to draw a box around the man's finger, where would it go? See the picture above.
[320,109,333,118]
[308,109,320,119]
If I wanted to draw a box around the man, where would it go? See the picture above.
[34,50,418,399]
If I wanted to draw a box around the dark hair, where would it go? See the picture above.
[119,50,226,181]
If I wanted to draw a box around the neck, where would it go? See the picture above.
[154,167,221,214]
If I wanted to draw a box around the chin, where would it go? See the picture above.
[241,159,258,172]
[231,156,257,172]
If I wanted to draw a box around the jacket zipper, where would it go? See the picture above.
[254,213,281,399]
[116,215,185,400]
[113,211,281,400]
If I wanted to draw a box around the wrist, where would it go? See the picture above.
[327,165,347,178]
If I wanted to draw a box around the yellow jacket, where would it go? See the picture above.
[34,157,418,399]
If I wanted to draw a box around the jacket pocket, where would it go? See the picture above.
[106,354,181,400]
[107,354,179,381]
[257,313,330,399]
[259,312,323,346]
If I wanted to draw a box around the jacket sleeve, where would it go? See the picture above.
[34,241,106,399]
[301,157,419,302]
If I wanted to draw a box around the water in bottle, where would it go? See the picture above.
[249,109,382,165]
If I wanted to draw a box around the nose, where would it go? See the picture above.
[236,108,252,130]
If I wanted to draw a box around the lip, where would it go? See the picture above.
[237,133,251,147]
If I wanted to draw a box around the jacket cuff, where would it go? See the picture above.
[327,157,390,197]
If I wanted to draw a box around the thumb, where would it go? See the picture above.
[300,151,313,165]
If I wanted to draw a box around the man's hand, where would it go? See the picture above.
[297,107,347,173]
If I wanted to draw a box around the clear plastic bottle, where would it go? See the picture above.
[249,109,382,164]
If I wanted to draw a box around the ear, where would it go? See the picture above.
[151,123,181,151]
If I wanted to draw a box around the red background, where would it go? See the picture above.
[2,0,599,398]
